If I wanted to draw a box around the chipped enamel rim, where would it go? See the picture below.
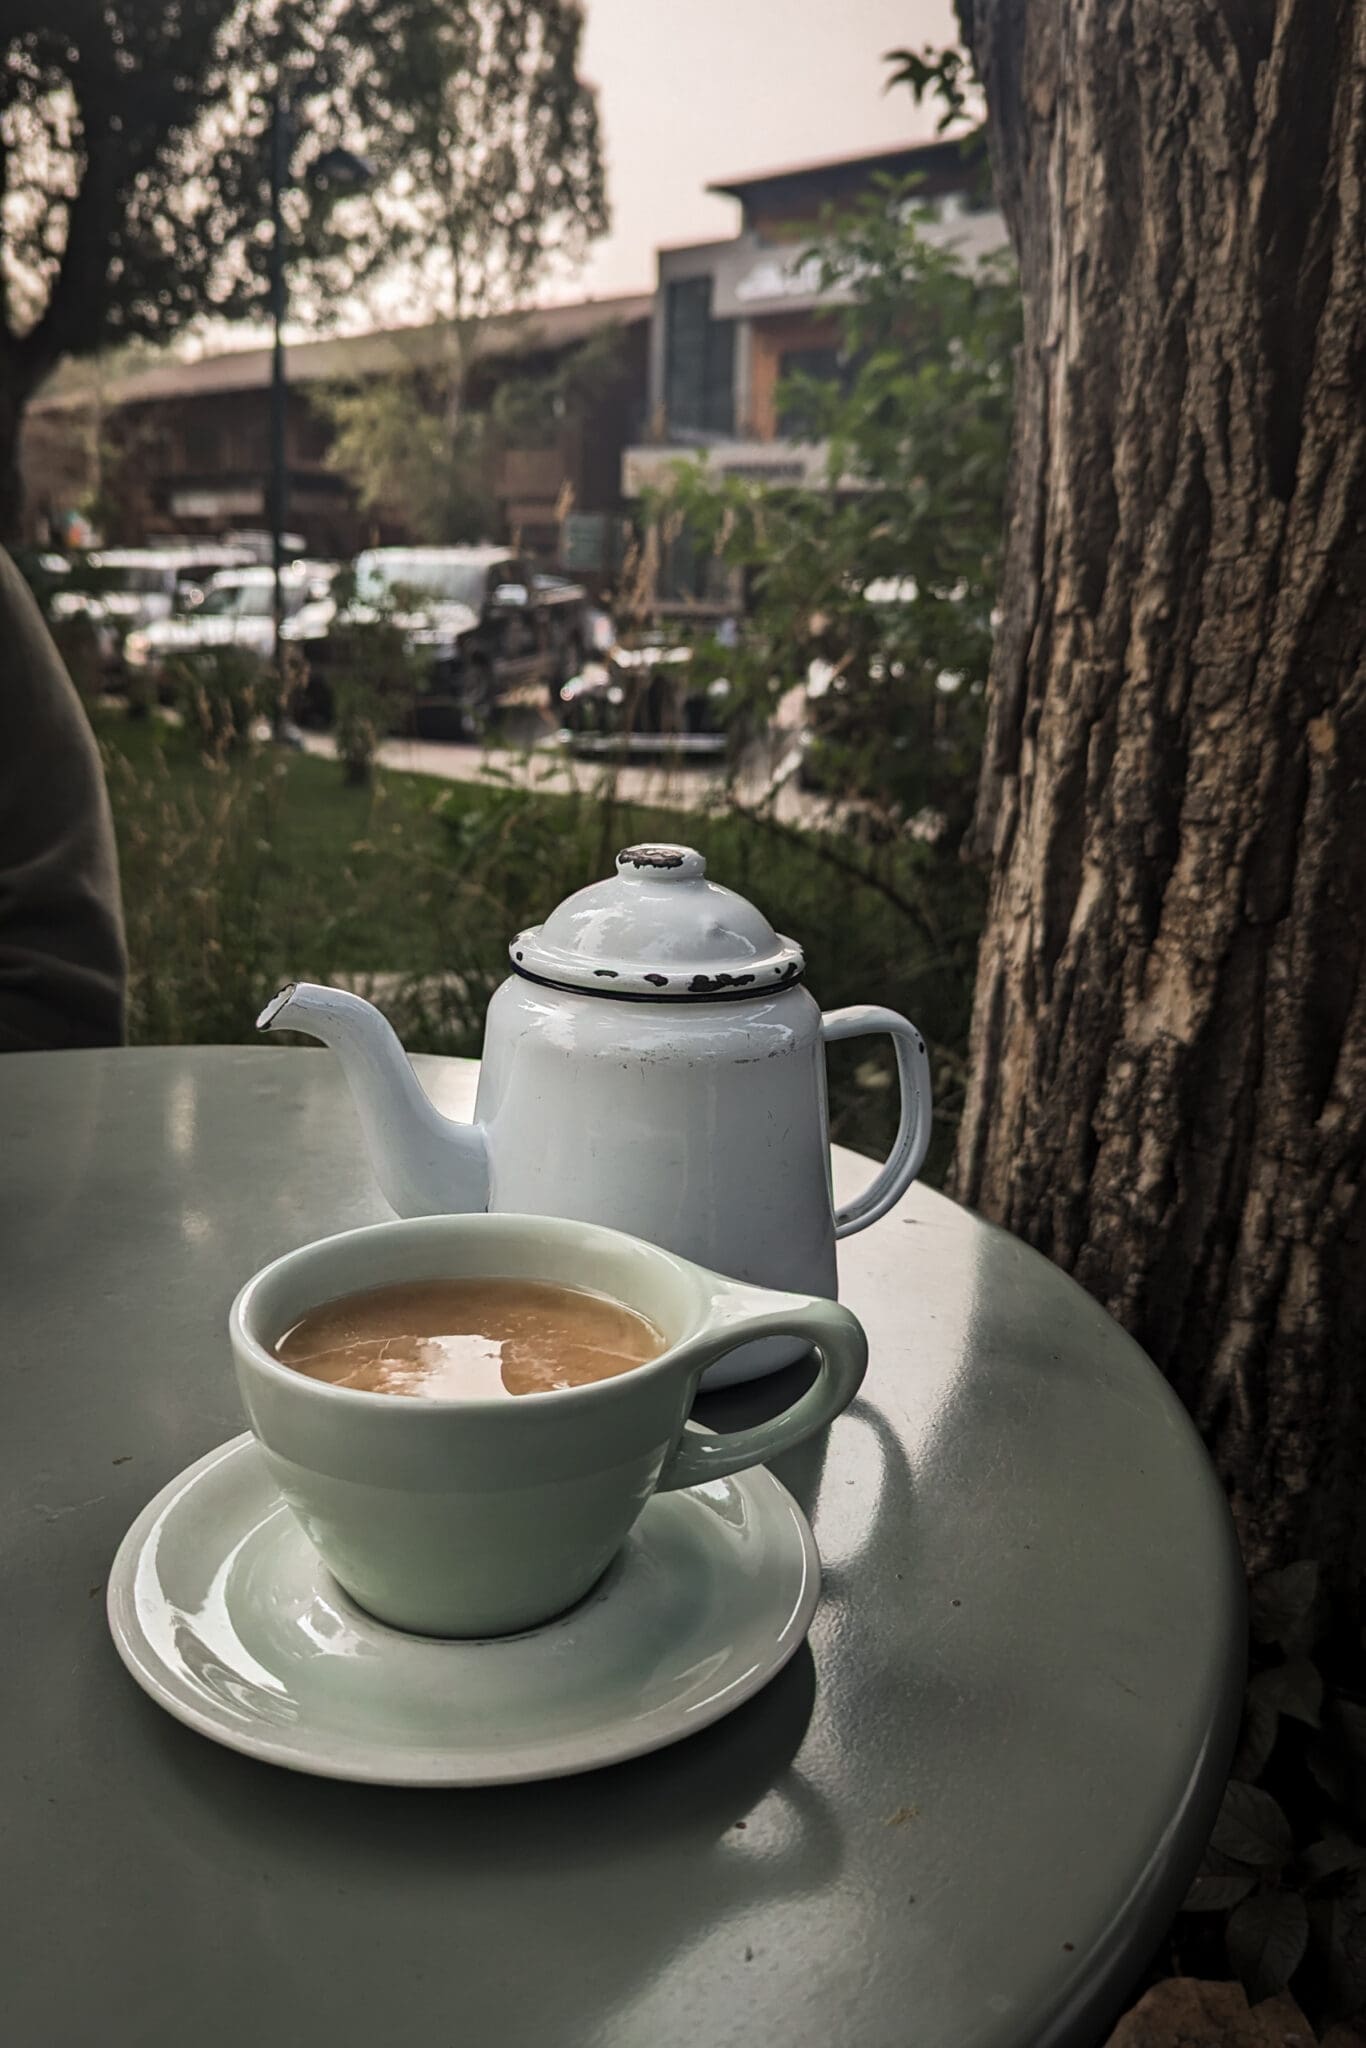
[507,843,807,1002]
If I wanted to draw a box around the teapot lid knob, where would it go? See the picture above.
[615,844,706,882]
[511,841,803,999]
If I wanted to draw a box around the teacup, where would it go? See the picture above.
[230,1212,867,1637]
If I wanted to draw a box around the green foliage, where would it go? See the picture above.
[3,2,604,354]
[1226,1889,1311,2006]
[316,0,613,543]
[103,726,312,1046]
[325,612,422,785]
[319,371,493,542]
[346,1,606,324]
[489,328,625,449]
[883,44,977,132]
[654,176,1019,839]
[1176,1561,1366,2026]
[97,710,982,1181]
[1,3,605,531]
[169,646,281,757]
[321,331,628,543]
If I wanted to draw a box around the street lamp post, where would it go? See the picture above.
[268,92,292,659]
[264,92,374,667]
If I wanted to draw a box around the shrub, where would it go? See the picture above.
[169,645,280,757]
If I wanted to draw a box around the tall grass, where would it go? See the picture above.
[98,712,982,1181]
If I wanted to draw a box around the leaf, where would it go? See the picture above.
[1226,1889,1309,2002]
[1249,1562,1320,1653]
[1320,1889,1366,2016]
[1309,1731,1353,1810]
[1335,1700,1366,1772]
[1182,1868,1258,1912]
[1249,1659,1324,1730]
[1311,1705,1366,1828]
[1101,1978,1258,2044]
[1234,1692,1282,1783]
[1211,1781,1295,1871]
[1301,1835,1366,1887]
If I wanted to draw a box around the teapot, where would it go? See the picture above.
[259,843,932,1385]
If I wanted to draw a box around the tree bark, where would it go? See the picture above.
[953,0,1366,1576]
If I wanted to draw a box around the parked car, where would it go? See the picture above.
[297,546,588,738]
[558,632,732,757]
[122,564,340,682]
[49,545,256,672]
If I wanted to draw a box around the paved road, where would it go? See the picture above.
[298,717,827,827]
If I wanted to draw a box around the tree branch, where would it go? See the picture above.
[16,35,120,381]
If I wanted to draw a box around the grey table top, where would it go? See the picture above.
[1,1046,1244,2048]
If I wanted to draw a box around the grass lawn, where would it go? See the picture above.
[96,708,983,1175]
[100,709,459,972]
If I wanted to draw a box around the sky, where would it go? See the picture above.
[548,0,963,302]
[195,0,962,352]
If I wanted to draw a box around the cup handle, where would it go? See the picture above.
[656,1293,868,1492]
[821,1005,933,1238]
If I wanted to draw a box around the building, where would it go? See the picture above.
[622,137,1007,610]
[20,136,1005,600]
[22,295,650,573]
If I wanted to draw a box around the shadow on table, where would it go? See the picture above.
[119,1638,840,2037]
[697,1357,914,1574]
[134,1626,832,1823]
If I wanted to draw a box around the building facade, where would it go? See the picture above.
[22,297,650,574]
[622,138,1007,610]
[20,136,1005,602]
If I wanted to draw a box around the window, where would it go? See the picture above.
[198,580,308,618]
[355,554,488,609]
[664,276,735,438]
[109,565,175,595]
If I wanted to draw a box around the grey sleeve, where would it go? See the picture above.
[0,547,127,1051]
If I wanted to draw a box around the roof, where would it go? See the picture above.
[707,133,984,202]
[31,292,653,416]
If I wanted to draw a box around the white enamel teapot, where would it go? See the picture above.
[259,843,932,1385]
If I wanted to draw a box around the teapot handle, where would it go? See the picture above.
[821,1006,933,1237]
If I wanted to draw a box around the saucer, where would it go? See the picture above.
[107,1434,819,1786]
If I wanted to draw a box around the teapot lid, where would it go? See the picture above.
[510,844,805,1001]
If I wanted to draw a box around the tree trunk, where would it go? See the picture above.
[953,0,1366,1576]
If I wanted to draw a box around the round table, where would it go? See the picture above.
[1,1047,1244,2048]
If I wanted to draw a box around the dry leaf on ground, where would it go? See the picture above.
[1103,1978,1319,2047]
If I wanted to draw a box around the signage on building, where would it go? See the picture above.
[169,486,264,519]
[707,240,855,320]
[700,208,1009,321]
[730,253,829,307]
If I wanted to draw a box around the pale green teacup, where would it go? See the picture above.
[230,1213,868,1638]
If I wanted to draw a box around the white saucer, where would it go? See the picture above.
[107,1434,819,1786]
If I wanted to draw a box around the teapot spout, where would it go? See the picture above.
[258,982,489,1219]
